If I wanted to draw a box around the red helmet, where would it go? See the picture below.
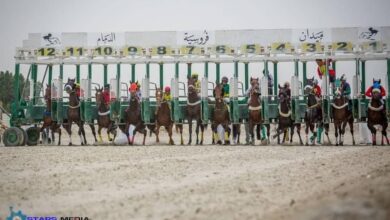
[130,83,138,91]
[165,86,171,92]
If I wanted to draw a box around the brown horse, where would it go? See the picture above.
[124,89,147,145]
[367,91,389,145]
[41,85,62,145]
[273,85,303,145]
[211,84,231,145]
[247,81,262,145]
[331,88,355,146]
[63,78,97,146]
[187,77,205,145]
[95,87,117,142]
[155,88,183,145]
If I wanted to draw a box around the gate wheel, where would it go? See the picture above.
[26,127,40,146]
[2,127,23,146]
[16,127,27,146]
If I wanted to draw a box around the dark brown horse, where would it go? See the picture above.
[211,84,231,145]
[41,85,61,145]
[304,86,321,146]
[367,91,389,145]
[187,77,205,145]
[63,78,97,145]
[273,85,303,145]
[331,87,355,146]
[247,81,262,145]
[95,87,117,142]
[124,89,147,145]
[155,88,183,145]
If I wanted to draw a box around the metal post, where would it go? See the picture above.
[204,61,209,78]
[116,63,121,98]
[88,63,92,80]
[302,61,307,86]
[244,62,249,91]
[159,63,164,89]
[187,63,192,78]
[294,60,299,77]
[175,62,179,78]
[146,62,150,78]
[361,60,366,96]
[103,64,108,86]
[48,65,53,85]
[59,64,63,80]
[131,64,136,82]
[11,63,20,123]
[273,61,278,96]
[216,62,220,83]
[76,64,80,83]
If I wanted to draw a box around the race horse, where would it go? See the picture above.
[186,77,205,145]
[95,87,117,142]
[303,81,330,145]
[124,88,147,145]
[41,85,62,145]
[273,85,303,145]
[211,84,231,145]
[247,80,268,145]
[63,78,97,145]
[331,87,355,146]
[155,88,183,145]
[367,90,389,145]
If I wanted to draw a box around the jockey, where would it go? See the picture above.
[245,77,260,102]
[316,59,336,89]
[339,74,352,111]
[102,84,110,105]
[313,79,322,100]
[221,76,230,103]
[283,81,291,99]
[163,86,172,101]
[191,72,201,93]
[75,82,81,100]
[365,78,387,116]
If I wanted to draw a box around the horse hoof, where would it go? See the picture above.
[109,138,113,142]
[68,143,72,146]
[225,141,230,145]
[336,143,339,146]
[305,143,309,146]
[217,141,222,145]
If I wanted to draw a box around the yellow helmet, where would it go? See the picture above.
[192,72,199,78]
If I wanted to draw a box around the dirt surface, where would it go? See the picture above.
[0,127,390,220]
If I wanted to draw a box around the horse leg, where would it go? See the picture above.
[325,123,331,145]
[349,119,355,146]
[282,128,286,144]
[188,119,192,145]
[341,121,348,146]
[296,124,304,145]
[367,122,376,145]
[179,124,184,145]
[65,121,72,146]
[57,127,62,146]
[335,123,339,146]
[195,122,200,145]
[305,122,309,146]
[167,124,174,145]
[89,123,98,143]
[256,125,261,140]
[200,123,204,145]
[290,125,294,144]
[310,124,316,146]
[78,122,87,145]
[155,122,160,143]
[141,126,147,146]
[249,121,254,145]
[383,124,390,145]
[98,126,103,142]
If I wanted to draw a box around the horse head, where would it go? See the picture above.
[44,84,51,101]
[95,86,104,106]
[187,77,197,95]
[64,78,76,94]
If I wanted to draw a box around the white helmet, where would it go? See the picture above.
[340,74,347,81]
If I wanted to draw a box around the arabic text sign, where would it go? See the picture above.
[87,32,125,47]
[292,28,332,43]
[177,30,215,46]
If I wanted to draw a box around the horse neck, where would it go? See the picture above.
[371,97,381,107]
[188,91,199,102]
[249,94,260,106]
[334,96,346,105]
[97,99,108,112]
[46,99,52,110]
[129,99,140,111]
[68,92,79,106]
[280,99,289,112]
[307,94,317,107]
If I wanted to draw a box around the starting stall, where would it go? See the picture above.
[4,27,390,146]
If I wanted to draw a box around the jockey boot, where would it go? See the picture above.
[316,127,323,144]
